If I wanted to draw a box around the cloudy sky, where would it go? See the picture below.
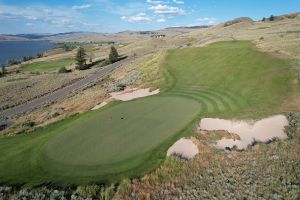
[0,0,299,34]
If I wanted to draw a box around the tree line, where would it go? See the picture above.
[1,45,121,76]
[74,46,120,70]
[262,15,275,22]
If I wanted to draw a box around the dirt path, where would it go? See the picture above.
[0,58,132,118]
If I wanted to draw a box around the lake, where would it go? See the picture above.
[0,40,55,65]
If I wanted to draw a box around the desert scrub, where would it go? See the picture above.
[0,184,119,200]
[0,72,90,111]
[21,119,36,128]
[113,179,130,199]
[122,133,300,200]
[135,51,167,89]
[58,66,69,73]
[75,185,101,199]
[285,112,299,139]
[105,70,141,92]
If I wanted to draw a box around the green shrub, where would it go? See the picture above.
[36,53,43,58]
[285,112,299,139]
[21,120,35,128]
[104,184,115,200]
[75,185,100,199]
[116,179,130,197]
[101,59,112,67]
[58,67,69,73]
[22,56,34,62]
[109,46,119,63]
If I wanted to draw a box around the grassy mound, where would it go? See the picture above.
[21,57,74,73]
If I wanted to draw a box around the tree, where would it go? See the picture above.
[269,15,275,21]
[7,59,20,66]
[22,56,33,62]
[262,17,266,22]
[75,46,87,70]
[58,66,69,73]
[36,53,43,58]
[109,46,119,63]
[89,52,94,63]
[0,64,6,76]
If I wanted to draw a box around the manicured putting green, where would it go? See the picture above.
[44,96,200,166]
[0,96,200,185]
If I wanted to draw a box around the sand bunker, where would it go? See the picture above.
[110,88,159,101]
[91,102,108,110]
[167,138,199,159]
[199,115,288,150]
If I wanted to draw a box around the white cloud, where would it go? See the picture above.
[24,15,38,20]
[146,0,164,4]
[149,4,185,15]
[173,0,184,4]
[121,13,152,22]
[94,1,148,16]
[71,4,91,10]
[196,17,217,25]
[0,3,100,32]
[157,18,166,23]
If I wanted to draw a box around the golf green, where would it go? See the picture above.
[44,96,200,166]
[0,96,201,185]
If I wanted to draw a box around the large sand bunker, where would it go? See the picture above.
[199,115,288,150]
[110,88,160,101]
[91,88,159,110]
[167,138,199,159]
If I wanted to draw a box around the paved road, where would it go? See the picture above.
[0,58,132,118]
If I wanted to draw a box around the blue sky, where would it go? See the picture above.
[0,0,299,34]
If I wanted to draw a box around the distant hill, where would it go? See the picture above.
[0,26,209,42]
[0,35,29,41]
[1,12,298,42]
[165,25,211,29]
[12,33,52,39]
[223,17,254,27]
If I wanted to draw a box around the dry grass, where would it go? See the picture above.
[2,80,108,135]
[121,128,300,200]
[134,51,167,89]
[185,15,300,59]
[0,71,94,111]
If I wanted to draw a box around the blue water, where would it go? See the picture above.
[0,41,55,65]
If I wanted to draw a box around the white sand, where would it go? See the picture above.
[110,88,160,101]
[167,138,199,159]
[199,115,288,150]
[91,102,108,110]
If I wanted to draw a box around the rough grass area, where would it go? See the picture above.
[21,57,74,73]
[135,51,167,89]
[0,41,298,187]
